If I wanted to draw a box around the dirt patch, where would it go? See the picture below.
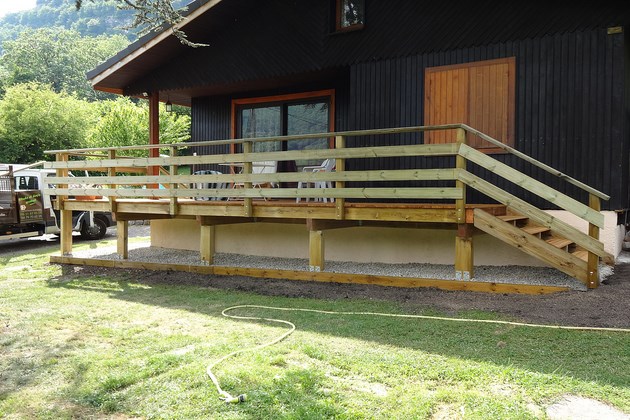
[546,395,630,419]
[60,254,630,329]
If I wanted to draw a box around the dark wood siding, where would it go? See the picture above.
[190,96,231,173]
[345,29,628,210]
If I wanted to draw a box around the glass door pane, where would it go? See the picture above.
[240,105,282,152]
[287,101,329,171]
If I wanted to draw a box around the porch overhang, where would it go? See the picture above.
[86,0,224,104]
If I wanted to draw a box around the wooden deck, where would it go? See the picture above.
[44,124,611,292]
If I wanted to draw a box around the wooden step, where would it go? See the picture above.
[473,209,588,284]
[498,214,529,225]
[521,225,550,236]
[572,250,589,262]
[546,237,573,249]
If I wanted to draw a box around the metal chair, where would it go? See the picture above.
[192,170,226,201]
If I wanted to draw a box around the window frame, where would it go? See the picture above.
[230,89,336,155]
[424,57,516,153]
[335,0,365,32]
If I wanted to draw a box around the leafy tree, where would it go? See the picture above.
[86,97,191,156]
[0,83,95,163]
[0,28,128,100]
[76,0,204,46]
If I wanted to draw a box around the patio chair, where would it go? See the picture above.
[231,160,278,200]
[296,158,336,203]
[192,170,226,201]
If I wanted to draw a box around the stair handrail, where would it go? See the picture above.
[460,124,609,201]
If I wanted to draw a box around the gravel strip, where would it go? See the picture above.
[71,240,588,291]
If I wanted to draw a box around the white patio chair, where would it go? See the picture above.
[232,160,278,200]
[296,158,336,203]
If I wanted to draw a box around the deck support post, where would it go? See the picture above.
[587,194,600,288]
[117,220,128,259]
[309,230,325,272]
[200,225,216,264]
[455,223,474,280]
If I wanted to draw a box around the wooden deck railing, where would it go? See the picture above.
[44,124,613,286]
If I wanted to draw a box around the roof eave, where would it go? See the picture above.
[86,0,223,90]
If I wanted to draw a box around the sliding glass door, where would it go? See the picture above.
[235,92,333,172]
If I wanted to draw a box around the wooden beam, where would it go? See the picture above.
[306,219,361,231]
[459,143,605,229]
[169,146,178,215]
[335,135,346,220]
[47,168,458,187]
[587,194,601,288]
[117,220,128,259]
[459,170,612,261]
[455,129,467,224]
[115,213,174,221]
[54,187,464,201]
[49,255,571,295]
[57,153,72,256]
[47,143,460,170]
[200,225,215,264]
[455,223,474,280]
[309,230,324,271]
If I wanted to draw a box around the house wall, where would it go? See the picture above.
[190,28,627,211]
[344,28,628,211]
[150,210,623,267]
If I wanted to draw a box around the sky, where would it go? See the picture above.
[0,0,37,18]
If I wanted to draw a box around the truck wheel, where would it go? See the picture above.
[80,218,107,240]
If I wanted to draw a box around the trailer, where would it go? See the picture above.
[0,163,113,241]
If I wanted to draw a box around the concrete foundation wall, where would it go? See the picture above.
[151,210,623,266]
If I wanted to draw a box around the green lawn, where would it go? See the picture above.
[1,238,629,419]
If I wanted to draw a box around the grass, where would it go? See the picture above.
[1,237,629,419]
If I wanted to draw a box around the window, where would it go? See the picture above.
[336,0,365,31]
[232,90,335,171]
[424,57,516,151]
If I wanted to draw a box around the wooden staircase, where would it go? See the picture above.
[473,209,591,284]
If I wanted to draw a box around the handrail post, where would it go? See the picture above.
[169,146,178,215]
[57,152,72,256]
[587,194,601,288]
[243,140,253,217]
[455,128,467,223]
[455,128,473,280]
[335,135,346,220]
[108,149,117,213]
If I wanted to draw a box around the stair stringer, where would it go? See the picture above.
[473,209,589,285]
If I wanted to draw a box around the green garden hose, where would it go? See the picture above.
[207,304,630,404]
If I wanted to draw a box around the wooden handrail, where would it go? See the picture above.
[460,124,610,201]
[44,124,463,154]
[43,123,607,201]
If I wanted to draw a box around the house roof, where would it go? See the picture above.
[88,0,630,106]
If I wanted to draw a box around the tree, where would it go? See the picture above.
[86,97,191,156]
[0,83,95,163]
[0,28,128,100]
[75,0,204,46]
